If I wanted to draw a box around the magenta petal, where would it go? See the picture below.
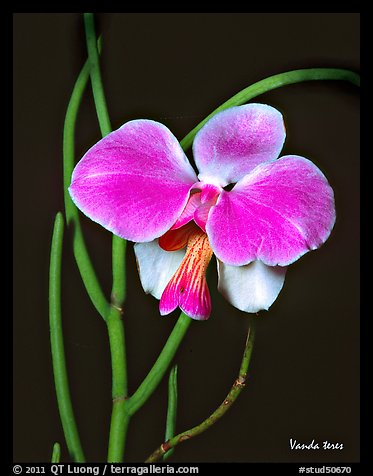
[206,155,336,266]
[193,104,286,186]
[159,270,212,321]
[69,120,198,242]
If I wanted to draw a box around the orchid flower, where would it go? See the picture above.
[69,104,336,320]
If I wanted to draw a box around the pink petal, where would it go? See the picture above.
[159,269,211,320]
[206,155,336,266]
[69,120,197,242]
[193,104,286,186]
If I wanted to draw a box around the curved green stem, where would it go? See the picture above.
[49,213,85,462]
[84,12,129,462]
[146,319,256,462]
[84,15,127,309]
[84,13,112,137]
[128,313,191,416]
[180,67,360,151]
[63,41,109,321]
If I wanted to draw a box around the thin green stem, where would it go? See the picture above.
[106,305,129,462]
[84,13,112,137]
[128,313,191,416]
[63,39,110,321]
[146,319,256,462]
[180,67,360,151]
[51,442,61,463]
[111,236,127,307]
[84,12,129,462]
[83,13,127,308]
[107,401,131,463]
[49,212,85,463]
[106,307,128,399]
[163,365,178,461]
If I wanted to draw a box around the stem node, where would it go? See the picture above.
[110,302,124,315]
[234,376,246,387]
[112,395,128,404]
[161,443,170,454]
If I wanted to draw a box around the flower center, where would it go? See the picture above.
[159,226,214,320]
[170,181,222,232]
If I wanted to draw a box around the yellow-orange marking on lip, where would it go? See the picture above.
[160,228,214,320]
[159,221,198,251]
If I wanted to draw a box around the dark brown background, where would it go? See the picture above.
[13,13,360,463]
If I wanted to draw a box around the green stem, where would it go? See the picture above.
[106,307,128,399]
[84,12,129,462]
[163,365,178,461]
[83,16,128,311]
[51,442,61,463]
[128,313,191,416]
[111,235,127,307]
[84,13,112,137]
[106,305,129,462]
[107,402,131,463]
[83,14,127,307]
[49,213,85,462]
[63,42,110,321]
[180,67,360,151]
[146,319,256,462]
